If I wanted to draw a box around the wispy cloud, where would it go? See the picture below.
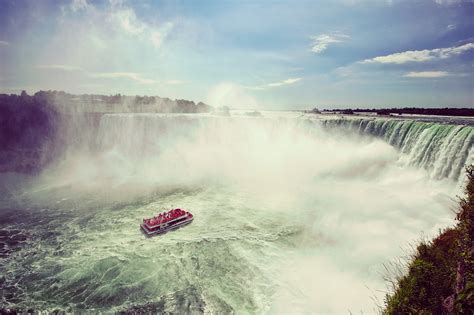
[70,0,92,12]
[36,65,184,85]
[362,43,474,64]
[164,80,187,85]
[434,0,465,4]
[37,64,85,71]
[67,0,173,49]
[340,0,464,6]
[266,77,302,87]
[149,22,174,48]
[110,8,145,35]
[105,2,174,48]
[403,71,450,78]
[310,33,349,53]
[0,41,10,46]
[92,72,156,84]
[446,24,456,31]
[248,78,302,90]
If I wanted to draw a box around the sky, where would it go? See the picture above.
[0,0,473,109]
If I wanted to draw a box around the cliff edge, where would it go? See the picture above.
[384,167,474,314]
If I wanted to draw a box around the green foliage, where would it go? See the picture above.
[384,166,474,314]
[455,281,474,313]
[0,91,59,150]
[384,232,460,314]
[454,166,474,312]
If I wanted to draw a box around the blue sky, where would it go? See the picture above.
[0,0,473,109]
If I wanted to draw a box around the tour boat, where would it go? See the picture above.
[140,208,193,236]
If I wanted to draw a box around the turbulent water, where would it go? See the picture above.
[0,112,472,313]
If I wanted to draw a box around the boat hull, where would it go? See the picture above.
[140,217,194,236]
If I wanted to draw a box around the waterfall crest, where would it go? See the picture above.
[66,113,474,183]
[321,117,473,181]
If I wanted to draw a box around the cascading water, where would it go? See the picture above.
[321,117,473,182]
[0,112,471,313]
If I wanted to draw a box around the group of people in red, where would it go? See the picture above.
[144,208,186,226]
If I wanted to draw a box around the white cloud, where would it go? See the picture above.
[164,80,186,85]
[70,0,91,12]
[207,82,260,109]
[447,24,456,31]
[37,64,85,71]
[37,64,184,86]
[110,8,146,35]
[248,77,302,90]
[150,22,174,48]
[434,0,465,4]
[0,40,10,46]
[150,31,164,47]
[310,33,349,53]
[403,71,450,78]
[339,0,465,5]
[93,72,156,84]
[267,77,302,87]
[362,43,474,64]
[104,4,174,49]
[108,0,126,7]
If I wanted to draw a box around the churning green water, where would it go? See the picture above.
[1,112,471,313]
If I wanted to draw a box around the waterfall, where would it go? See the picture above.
[73,113,474,183]
[96,114,201,159]
[321,117,474,181]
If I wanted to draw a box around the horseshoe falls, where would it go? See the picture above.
[322,117,473,182]
[1,112,472,314]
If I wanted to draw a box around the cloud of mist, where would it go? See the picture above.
[207,83,260,109]
[31,113,458,313]
[270,163,455,313]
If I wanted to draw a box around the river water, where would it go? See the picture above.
[0,112,471,313]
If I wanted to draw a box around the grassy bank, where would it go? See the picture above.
[384,167,474,314]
